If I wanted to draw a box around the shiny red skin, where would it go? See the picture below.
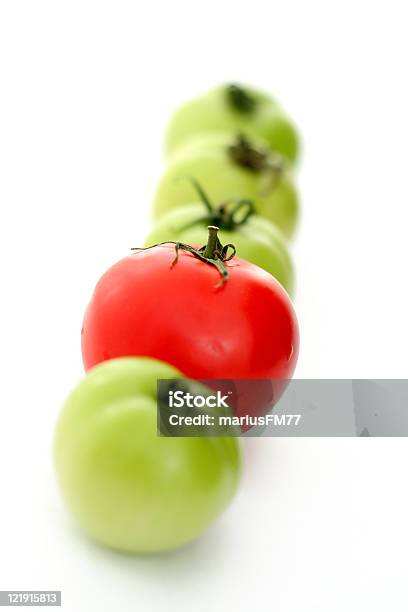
[82,246,299,416]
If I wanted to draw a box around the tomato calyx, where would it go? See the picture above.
[226,84,257,114]
[228,134,284,194]
[132,225,236,288]
[228,133,283,173]
[179,178,256,232]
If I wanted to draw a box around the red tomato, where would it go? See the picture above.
[81,243,299,419]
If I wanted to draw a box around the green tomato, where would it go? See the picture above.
[153,132,299,240]
[53,357,241,554]
[165,83,299,163]
[145,195,295,296]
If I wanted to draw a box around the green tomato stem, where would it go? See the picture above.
[228,134,283,174]
[181,178,256,232]
[226,84,257,114]
[186,178,215,215]
[228,134,285,195]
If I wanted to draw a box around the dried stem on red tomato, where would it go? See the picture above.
[132,225,235,288]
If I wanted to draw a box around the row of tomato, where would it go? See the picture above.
[53,83,300,554]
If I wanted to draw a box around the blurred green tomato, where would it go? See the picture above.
[153,133,299,239]
[145,183,294,295]
[165,83,299,163]
[54,357,241,554]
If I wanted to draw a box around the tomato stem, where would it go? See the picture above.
[228,134,283,174]
[181,178,256,232]
[132,226,236,288]
[203,225,221,259]
[226,84,257,114]
[185,178,215,215]
[228,134,285,195]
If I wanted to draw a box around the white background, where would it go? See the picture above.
[1,1,408,610]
